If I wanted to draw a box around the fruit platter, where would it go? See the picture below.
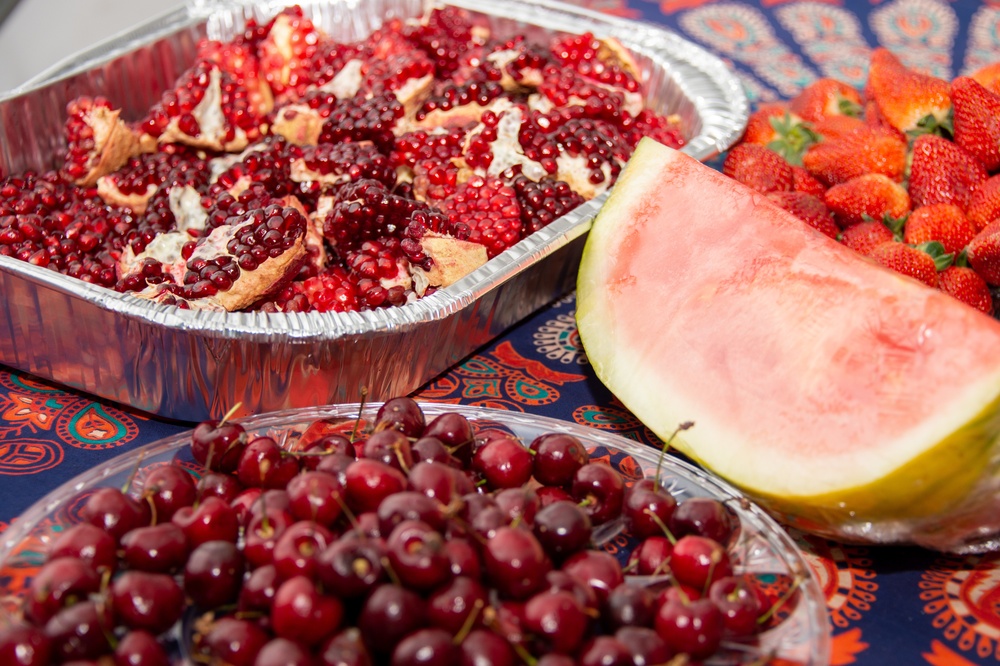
[0,0,747,421]
[0,400,829,664]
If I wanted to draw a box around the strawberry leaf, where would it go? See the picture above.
[905,111,954,140]
[915,240,954,270]
[955,248,969,268]
[837,97,863,118]
[882,212,908,240]
[766,113,820,167]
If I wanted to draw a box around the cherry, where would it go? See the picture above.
[230,487,265,525]
[184,540,245,609]
[115,629,171,666]
[272,519,336,580]
[237,436,300,488]
[198,617,270,666]
[536,656,575,666]
[422,412,475,463]
[272,575,345,646]
[377,490,446,534]
[318,536,387,598]
[627,535,673,576]
[300,434,355,471]
[427,575,488,634]
[523,589,589,654]
[196,471,244,503]
[444,538,482,579]
[391,627,457,666]
[43,599,113,662]
[319,628,373,666]
[120,523,189,573]
[709,575,765,636]
[654,594,724,660]
[623,478,677,539]
[0,623,52,666]
[238,563,281,614]
[110,570,184,634]
[483,526,550,600]
[670,534,733,592]
[80,487,150,542]
[560,549,624,604]
[408,461,474,505]
[472,437,533,489]
[25,556,101,624]
[386,519,452,591]
[529,433,588,487]
[571,462,625,525]
[458,628,516,666]
[604,583,655,629]
[357,583,428,655]
[376,396,426,437]
[494,486,540,526]
[544,570,599,614]
[287,470,344,527]
[536,485,574,507]
[46,524,116,577]
[172,495,240,546]
[670,497,737,545]
[244,504,295,568]
[411,436,456,465]
[344,458,408,513]
[363,428,415,472]
[614,626,673,666]
[140,464,197,521]
[532,499,593,561]
[191,417,247,472]
[256,637,317,666]
[577,635,633,666]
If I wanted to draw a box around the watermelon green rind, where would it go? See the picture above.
[576,138,1000,551]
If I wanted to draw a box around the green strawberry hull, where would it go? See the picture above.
[577,138,1000,552]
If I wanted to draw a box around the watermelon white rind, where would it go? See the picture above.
[576,138,1000,552]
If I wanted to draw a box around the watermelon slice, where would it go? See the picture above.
[576,138,1000,552]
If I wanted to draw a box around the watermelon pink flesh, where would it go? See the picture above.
[577,139,1000,519]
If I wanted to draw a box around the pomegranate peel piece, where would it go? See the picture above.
[62,98,142,187]
[271,104,327,146]
[96,178,158,215]
[413,233,489,294]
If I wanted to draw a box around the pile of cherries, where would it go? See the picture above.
[0,399,787,665]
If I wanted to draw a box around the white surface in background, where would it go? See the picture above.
[0,0,186,92]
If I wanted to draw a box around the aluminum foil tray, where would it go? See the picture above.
[0,0,748,422]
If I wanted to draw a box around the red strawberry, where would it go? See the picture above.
[766,191,838,238]
[739,108,817,167]
[811,115,866,142]
[823,173,910,228]
[802,127,906,186]
[742,103,795,146]
[902,204,977,255]
[950,76,1000,172]
[907,134,988,211]
[789,78,862,122]
[868,241,940,288]
[967,174,1000,231]
[970,61,1000,96]
[966,220,1000,285]
[862,100,906,142]
[791,166,826,198]
[865,47,951,135]
[840,220,894,256]
[721,144,793,194]
[938,265,993,315]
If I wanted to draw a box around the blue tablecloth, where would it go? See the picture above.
[4,1,1000,664]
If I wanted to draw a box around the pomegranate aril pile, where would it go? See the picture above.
[1,397,795,666]
[0,4,684,313]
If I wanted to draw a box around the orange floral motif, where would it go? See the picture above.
[923,639,979,666]
[830,627,869,665]
[0,392,61,435]
[920,553,1000,662]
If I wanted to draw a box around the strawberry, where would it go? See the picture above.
[966,219,1000,285]
[766,191,838,238]
[741,105,817,166]
[742,103,795,145]
[937,265,993,315]
[791,166,826,198]
[970,61,1000,95]
[811,114,866,142]
[865,47,951,136]
[823,173,910,228]
[950,76,1000,172]
[721,144,793,194]
[802,127,906,186]
[869,241,943,288]
[863,100,906,142]
[789,78,862,123]
[907,134,987,211]
[840,220,894,256]
[967,174,1000,231]
[902,203,977,255]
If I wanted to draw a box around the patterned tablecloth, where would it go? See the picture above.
[3,0,1000,664]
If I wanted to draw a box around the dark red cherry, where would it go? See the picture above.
[43,599,113,662]
[560,549,624,605]
[670,497,737,545]
[571,462,625,525]
[183,540,245,609]
[363,428,415,473]
[411,436,456,465]
[670,534,733,591]
[627,535,673,576]
[0,623,52,666]
[197,617,269,666]
[140,464,198,522]
[196,471,244,503]
[529,433,589,487]
[422,413,475,463]
[377,491,446,535]
[237,437,300,489]
[523,589,589,654]
[238,564,281,614]
[457,629,516,666]
[271,519,336,581]
[25,557,101,624]
[623,478,677,540]
[47,523,117,574]
[191,418,247,472]
[427,575,488,634]
[120,523,189,573]
[256,637,317,666]
[344,458,407,513]
[287,470,344,527]
[654,594,724,660]
[483,526,550,600]
[272,575,344,647]
[472,437,533,489]
[80,487,150,542]
[604,583,656,629]
[615,626,673,666]
[386,520,452,591]
[171,495,239,546]
[577,636,633,666]
[357,584,428,656]
[390,628,457,666]
[317,537,387,598]
[115,629,171,666]
[408,461,473,505]
[376,397,426,437]
[111,570,184,634]
[319,628,373,666]
[532,500,592,561]
[709,575,765,636]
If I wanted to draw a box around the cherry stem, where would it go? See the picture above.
[219,402,243,426]
[121,451,146,494]
[452,598,485,646]
[350,388,369,443]
[653,421,694,493]
[643,507,677,545]
[756,575,803,626]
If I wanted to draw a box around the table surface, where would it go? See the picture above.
[3,0,1000,665]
